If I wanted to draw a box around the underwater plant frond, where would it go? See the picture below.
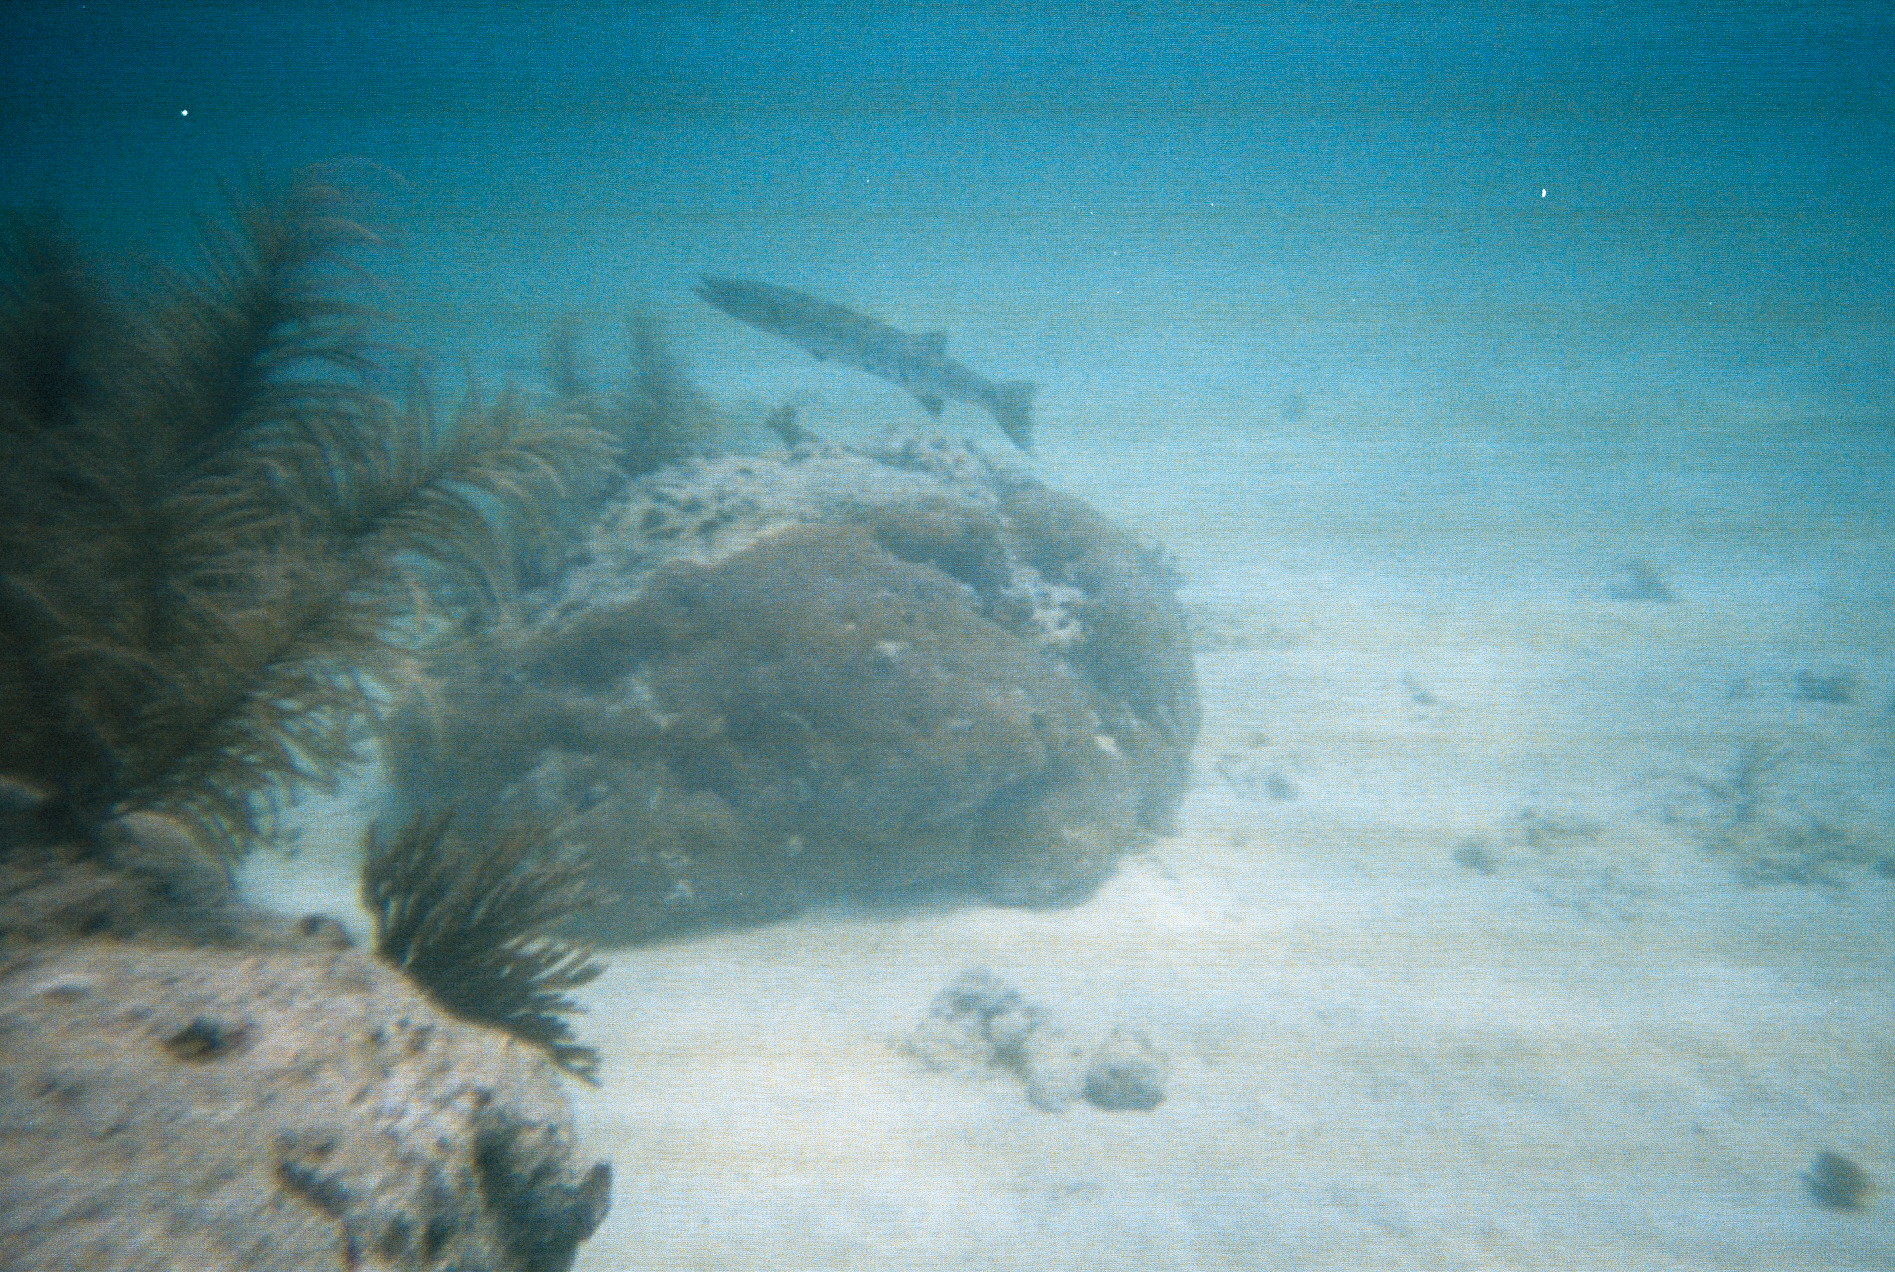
[0,209,121,437]
[356,385,614,600]
[546,308,714,478]
[33,173,387,672]
[0,212,131,582]
[0,170,612,862]
[98,380,610,851]
[0,175,390,850]
[105,561,395,854]
[275,376,616,605]
[85,173,380,659]
[363,810,606,1082]
[139,171,382,467]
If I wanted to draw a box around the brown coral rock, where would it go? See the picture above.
[382,440,1200,943]
[0,941,609,1272]
[1000,482,1201,833]
[547,523,1136,933]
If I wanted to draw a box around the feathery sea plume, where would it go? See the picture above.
[362,810,605,1081]
[0,170,613,860]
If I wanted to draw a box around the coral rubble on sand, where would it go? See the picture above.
[897,968,1170,1112]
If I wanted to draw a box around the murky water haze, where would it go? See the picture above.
[8,3,1893,1266]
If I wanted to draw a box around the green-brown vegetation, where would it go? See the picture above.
[0,170,611,863]
[362,810,605,1081]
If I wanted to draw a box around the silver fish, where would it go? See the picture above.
[695,275,1036,451]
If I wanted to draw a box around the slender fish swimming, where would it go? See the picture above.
[695,275,1037,451]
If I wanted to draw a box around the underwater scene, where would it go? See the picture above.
[2,3,1891,1269]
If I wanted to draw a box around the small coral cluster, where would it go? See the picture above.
[897,969,1169,1112]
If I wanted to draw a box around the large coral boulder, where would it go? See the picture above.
[385,435,1199,941]
[0,940,609,1272]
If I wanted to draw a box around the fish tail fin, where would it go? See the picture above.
[986,379,1037,451]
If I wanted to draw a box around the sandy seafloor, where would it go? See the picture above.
[250,119,1895,1272]
[10,2,1894,1267]
[248,402,1895,1270]
[249,124,1895,1272]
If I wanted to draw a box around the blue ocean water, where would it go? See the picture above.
[10,4,1893,600]
[7,3,1892,1268]
[8,2,1891,422]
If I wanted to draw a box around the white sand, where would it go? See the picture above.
[224,49,1895,1264]
[10,4,1885,1265]
[564,419,1893,1271]
[247,401,1894,1270]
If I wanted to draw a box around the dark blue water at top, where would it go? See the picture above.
[5,2,1889,423]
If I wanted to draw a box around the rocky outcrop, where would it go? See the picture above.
[0,939,609,1272]
[0,811,351,950]
[383,434,1199,942]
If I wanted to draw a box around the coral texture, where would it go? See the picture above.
[0,941,609,1272]
[384,434,1199,941]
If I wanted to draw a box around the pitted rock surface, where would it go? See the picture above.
[384,436,1198,942]
[0,940,608,1272]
